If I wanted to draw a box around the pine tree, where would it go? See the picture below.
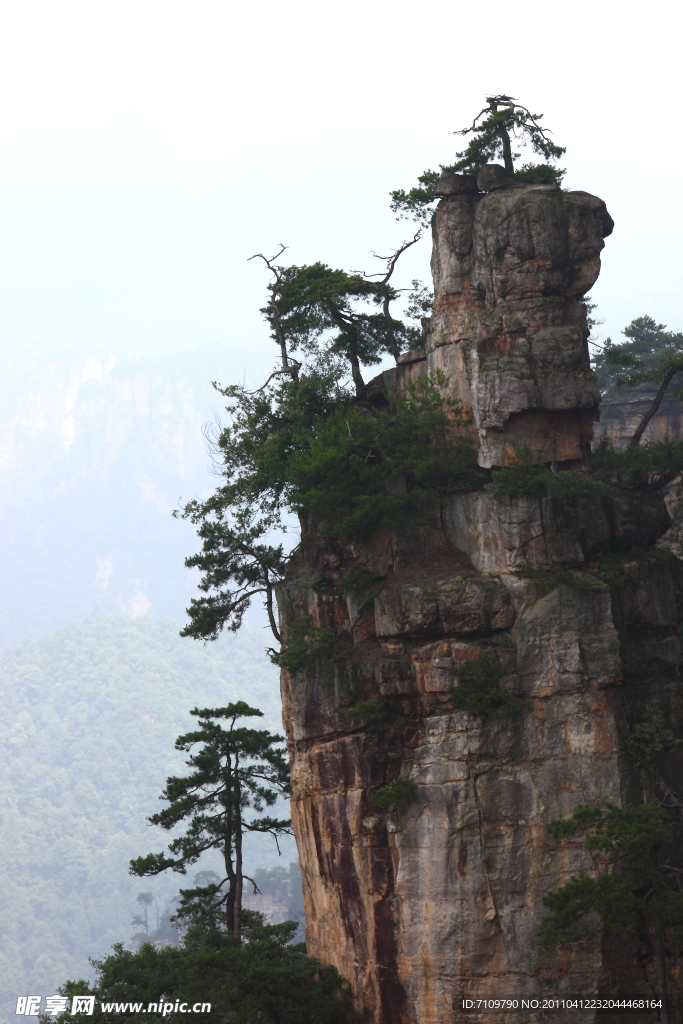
[390,94,566,223]
[130,701,291,942]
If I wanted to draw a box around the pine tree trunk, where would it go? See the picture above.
[347,333,365,398]
[234,809,243,942]
[225,838,236,935]
[501,129,514,175]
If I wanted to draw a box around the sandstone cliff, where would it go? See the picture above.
[279,170,683,1023]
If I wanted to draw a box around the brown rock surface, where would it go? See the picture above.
[278,171,683,1023]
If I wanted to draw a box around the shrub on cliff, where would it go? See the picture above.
[177,364,480,643]
[371,779,418,809]
[448,652,531,716]
[491,436,683,511]
[593,315,683,391]
[593,314,683,450]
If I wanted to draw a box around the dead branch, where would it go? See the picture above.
[248,245,296,374]
[244,363,302,395]
[361,231,423,362]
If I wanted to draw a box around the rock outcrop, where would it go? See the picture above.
[429,174,613,468]
[279,173,683,1023]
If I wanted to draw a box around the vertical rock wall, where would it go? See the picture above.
[279,173,683,1023]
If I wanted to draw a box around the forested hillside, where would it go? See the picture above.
[0,614,295,1024]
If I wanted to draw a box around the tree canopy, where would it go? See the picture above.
[177,369,480,642]
[176,235,480,644]
[593,316,683,391]
[42,912,358,1024]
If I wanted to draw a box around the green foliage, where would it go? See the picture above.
[389,170,442,226]
[269,616,340,674]
[43,913,358,1024]
[490,446,611,507]
[539,802,683,947]
[593,315,683,391]
[180,371,481,641]
[391,95,565,223]
[371,779,418,810]
[538,870,642,945]
[179,506,288,643]
[588,434,683,488]
[490,446,555,500]
[274,262,421,382]
[339,565,385,605]
[625,709,681,765]
[448,652,531,716]
[344,700,389,727]
[404,279,434,323]
[513,162,565,185]
[130,702,291,938]
[176,372,348,640]
[490,436,683,514]
[286,374,480,538]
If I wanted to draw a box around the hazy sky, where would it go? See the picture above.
[0,0,680,379]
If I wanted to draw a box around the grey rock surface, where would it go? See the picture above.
[434,170,478,196]
[429,173,613,468]
[476,163,510,191]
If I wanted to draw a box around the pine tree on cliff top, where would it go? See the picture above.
[390,94,566,224]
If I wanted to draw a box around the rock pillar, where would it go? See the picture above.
[279,172,683,1024]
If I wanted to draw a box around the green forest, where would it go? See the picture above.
[0,614,296,1024]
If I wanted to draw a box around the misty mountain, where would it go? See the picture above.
[0,345,262,648]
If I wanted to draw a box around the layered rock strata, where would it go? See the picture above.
[279,171,683,1023]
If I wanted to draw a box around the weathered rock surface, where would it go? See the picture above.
[279,170,683,1023]
[429,180,612,468]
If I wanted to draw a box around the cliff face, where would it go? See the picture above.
[279,172,683,1023]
